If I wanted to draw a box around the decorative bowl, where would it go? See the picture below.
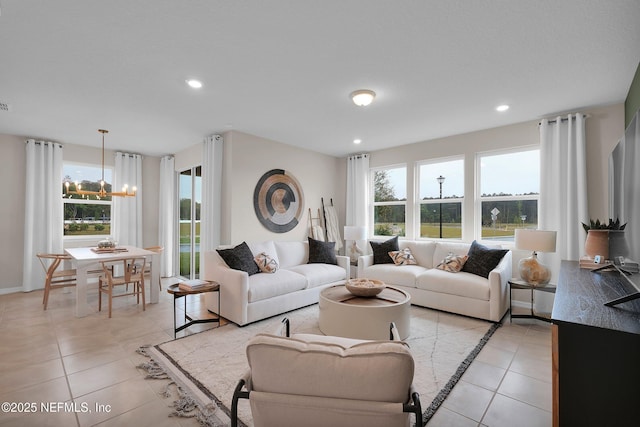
[97,238,117,249]
[346,278,386,297]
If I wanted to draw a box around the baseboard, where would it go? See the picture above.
[0,286,25,295]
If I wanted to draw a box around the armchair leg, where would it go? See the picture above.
[231,379,250,427]
[403,391,422,427]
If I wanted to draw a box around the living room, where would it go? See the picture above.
[1,2,640,426]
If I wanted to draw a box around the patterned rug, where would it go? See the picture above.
[141,304,500,426]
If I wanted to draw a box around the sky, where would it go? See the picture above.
[385,149,540,199]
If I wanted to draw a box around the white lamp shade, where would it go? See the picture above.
[344,226,367,241]
[515,229,557,253]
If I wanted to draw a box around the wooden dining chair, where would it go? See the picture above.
[98,257,146,318]
[131,246,164,290]
[37,253,77,310]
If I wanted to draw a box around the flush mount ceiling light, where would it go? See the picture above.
[496,104,510,112]
[186,79,203,89]
[353,139,362,144]
[350,89,376,106]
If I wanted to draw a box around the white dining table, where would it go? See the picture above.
[65,246,160,317]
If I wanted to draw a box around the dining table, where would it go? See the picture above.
[65,245,160,317]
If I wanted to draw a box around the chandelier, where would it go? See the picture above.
[64,129,137,199]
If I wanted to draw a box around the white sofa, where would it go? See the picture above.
[204,240,349,326]
[358,240,512,322]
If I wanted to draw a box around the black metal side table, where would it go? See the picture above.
[508,278,556,323]
[167,281,221,338]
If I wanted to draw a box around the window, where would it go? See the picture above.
[179,166,202,278]
[372,166,406,236]
[478,148,539,241]
[417,157,464,239]
[62,163,112,236]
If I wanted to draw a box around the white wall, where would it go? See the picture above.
[0,134,27,291]
[221,131,346,245]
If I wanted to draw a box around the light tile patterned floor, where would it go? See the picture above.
[0,279,551,426]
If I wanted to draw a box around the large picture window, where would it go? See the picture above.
[372,166,406,237]
[478,148,539,241]
[62,163,112,236]
[417,157,464,239]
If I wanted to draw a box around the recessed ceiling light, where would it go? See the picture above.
[186,79,203,89]
[353,139,362,144]
[496,104,510,112]
[350,90,376,107]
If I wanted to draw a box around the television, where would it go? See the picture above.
[609,110,639,264]
[605,109,640,306]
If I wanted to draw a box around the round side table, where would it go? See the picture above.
[167,281,221,338]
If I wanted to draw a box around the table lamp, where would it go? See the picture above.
[515,229,557,286]
[344,226,367,263]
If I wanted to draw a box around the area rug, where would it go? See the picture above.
[143,304,500,426]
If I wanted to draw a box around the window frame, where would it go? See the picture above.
[62,161,114,239]
[415,156,465,240]
[475,146,540,243]
[370,164,407,238]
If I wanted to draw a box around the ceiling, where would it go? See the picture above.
[0,1,639,158]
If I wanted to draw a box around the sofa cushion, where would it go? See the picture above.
[216,241,260,276]
[416,269,490,300]
[399,241,436,268]
[370,236,399,264]
[461,240,508,278]
[247,270,307,303]
[274,241,308,268]
[389,248,417,266]
[360,264,427,288]
[288,263,346,288]
[308,237,337,265]
[246,333,414,402]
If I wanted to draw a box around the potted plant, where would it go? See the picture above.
[581,218,626,260]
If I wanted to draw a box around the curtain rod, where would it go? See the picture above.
[538,113,589,125]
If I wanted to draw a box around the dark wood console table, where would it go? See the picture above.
[551,260,640,427]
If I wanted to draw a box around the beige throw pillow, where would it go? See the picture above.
[254,252,278,273]
[436,253,468,273]
[388,248,417,266]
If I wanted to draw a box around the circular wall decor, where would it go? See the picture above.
[253,169,304,233]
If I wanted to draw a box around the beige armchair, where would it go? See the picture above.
[231,319,422,427]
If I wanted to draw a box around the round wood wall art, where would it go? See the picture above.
[253,169,304,233]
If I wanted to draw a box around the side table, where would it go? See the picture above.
[167,281,221,338]
[508,278,556,323]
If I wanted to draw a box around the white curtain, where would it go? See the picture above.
[346,154,370,252]
[200,135,223,276]
[539,114,588,276]
[112,152,143,247]
[159,155,176,277]
[23,140,64,291]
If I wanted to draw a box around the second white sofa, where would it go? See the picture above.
[358,239,512,322]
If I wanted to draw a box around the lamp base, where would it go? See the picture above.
[518,252,551,286]
[349,242,363,264]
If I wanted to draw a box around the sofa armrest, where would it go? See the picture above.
[203,251,250,325]
[357,254,373,278]
[487,250,512,322]
[336,255,350,278]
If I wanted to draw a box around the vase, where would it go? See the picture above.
[584,229,609,260]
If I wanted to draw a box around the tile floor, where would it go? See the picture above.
[0,280,552,427]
